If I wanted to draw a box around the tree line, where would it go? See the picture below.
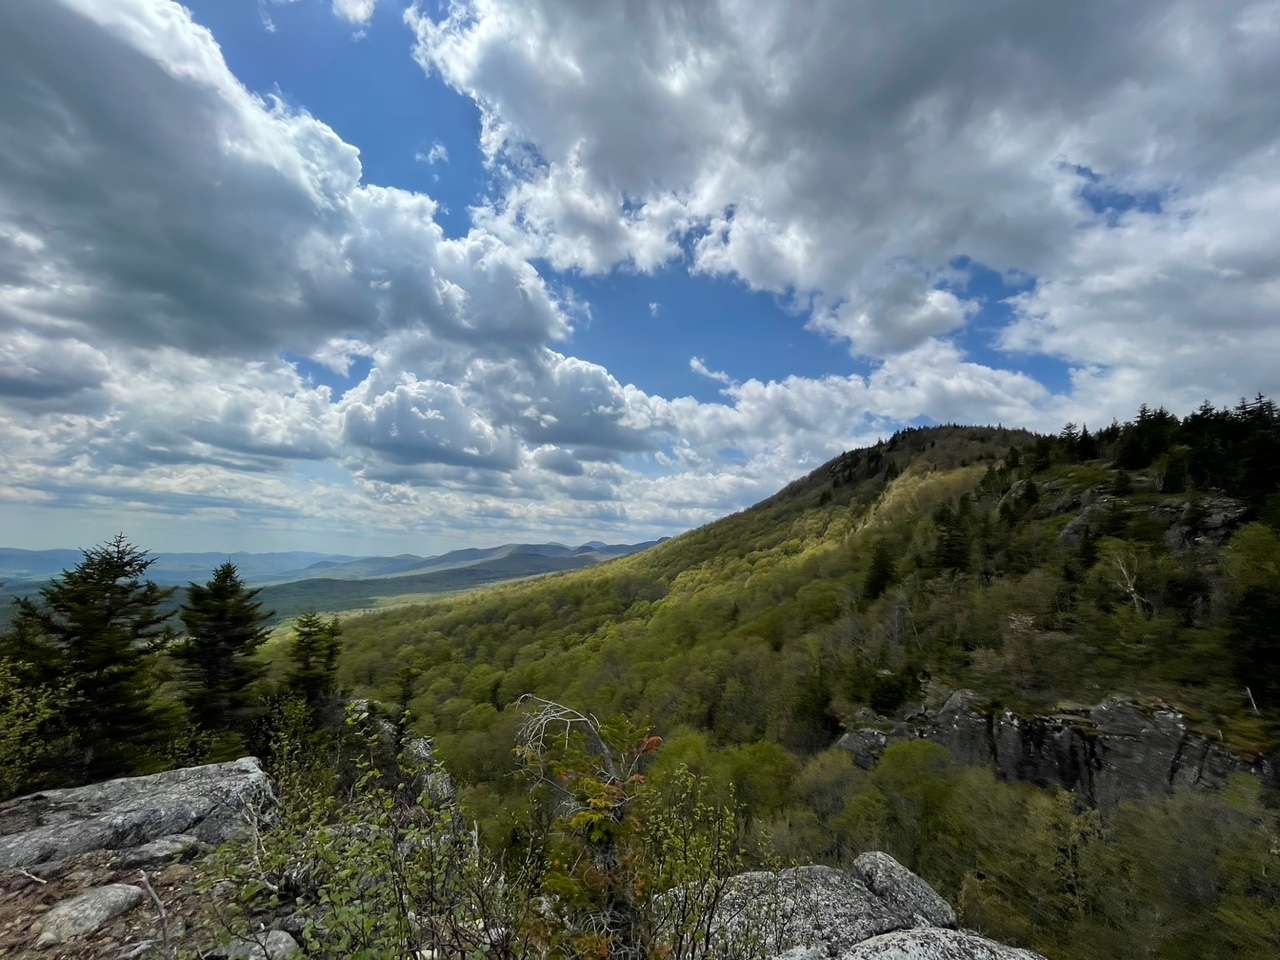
[0,533,345,796]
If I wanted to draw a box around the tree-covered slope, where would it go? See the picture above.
[340,402,1280,781]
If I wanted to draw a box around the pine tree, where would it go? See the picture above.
[4,535,174,779]
[288,612,343,708]
[863,539,896,602]
[175,562,274,735]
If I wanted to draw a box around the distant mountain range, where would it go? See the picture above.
[0,539,666,625]
[0,548,355,586]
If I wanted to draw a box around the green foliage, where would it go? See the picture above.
[762,743,1280,960]
[0,658,68,800]
[862,538,896,602]
[206,700,782,960]
[297,404,1280,956]
[1230,586,1280,710]
[288,612,343,708]
[327,403,1280,776]
[2,534,174,780]
[174,562,273,743]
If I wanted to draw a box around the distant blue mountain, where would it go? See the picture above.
[0,539,669,590]
[0,548,355,586]
[0,537,669,628]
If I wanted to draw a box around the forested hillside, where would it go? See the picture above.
[4,399,1279,958]
[341,399,1280,764]
[326,398,1280,957]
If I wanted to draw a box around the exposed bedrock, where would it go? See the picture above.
[838,690,1274,811]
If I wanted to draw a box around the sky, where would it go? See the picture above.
[1,0,1279,555]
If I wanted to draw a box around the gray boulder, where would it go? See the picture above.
[213,929,302,959]
[35,883,145,946]
[1057,497,1119,548]
[851,852,956,929]
[837,729,889,769]
[403,735,456,804]
[711,855,1039,960]
[0,757,272,869]
[845,928,1043,959]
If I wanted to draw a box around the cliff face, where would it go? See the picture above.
[839,690,1275,811]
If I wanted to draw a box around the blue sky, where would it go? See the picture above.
[1,1,1277,553]
[187,0,863,406]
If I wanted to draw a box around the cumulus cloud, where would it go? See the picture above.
[0,0,567,362]
[340,372,521,471]
[4,0,1277,551]
[409,0,1280,388]
[332,0,377,26]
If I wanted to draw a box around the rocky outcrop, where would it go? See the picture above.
[1054,488,1248,552]
[839,729,891,770]
[838,691,1272,811]
[0,757,271,870]
[850,852,956,929]
[1162,496,1249,550]
[845,928,1043,959]
[711,854,1040,959]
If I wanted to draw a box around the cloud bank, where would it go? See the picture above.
[2,0,1278,550]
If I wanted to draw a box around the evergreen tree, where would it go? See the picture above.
[1160,447,1189,494]
[1027,438,1053,473]
[863,539,896,602]
[1076,424,1099,460]
[1230,585,1280,713]
[4,535,173,779]
[1059,423,1080,461]
[289,612,343,707]
[934,515,972,572]
[175,562,274,735]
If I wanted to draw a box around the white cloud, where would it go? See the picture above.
[341,372,521,471]
[415,141,449,165]
[689,356,731,386]
[4,0,1278,552]
[332,0,377,26]
[648,301,660,317]
[408,0,1280,398]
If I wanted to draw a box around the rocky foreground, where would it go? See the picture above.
[0,759,1043,959]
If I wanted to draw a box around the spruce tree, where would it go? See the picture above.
[5,535,174,779]
[175,562,273,735]
[289,612,343,708]
[863,539,896,602]
[1076,424,1099,460]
